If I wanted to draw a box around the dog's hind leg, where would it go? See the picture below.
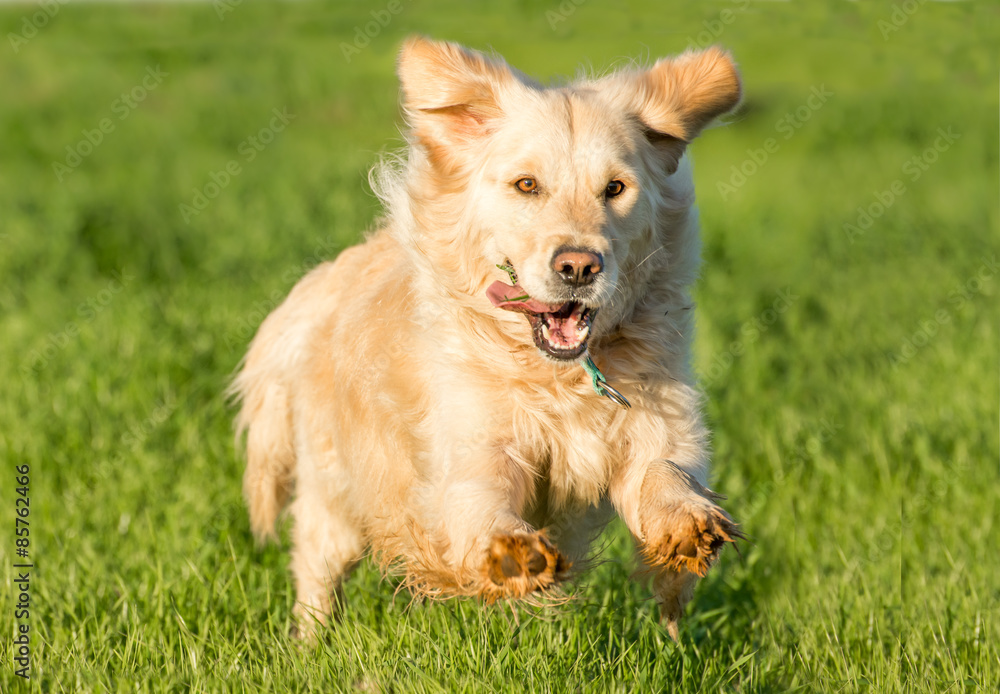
[289,480,365,641]
[648,564,699,642]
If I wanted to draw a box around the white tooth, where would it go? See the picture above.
[541,323,551,344]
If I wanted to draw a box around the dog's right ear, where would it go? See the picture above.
[397,36,516,173]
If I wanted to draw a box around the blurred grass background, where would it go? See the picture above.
[0,1,997,691]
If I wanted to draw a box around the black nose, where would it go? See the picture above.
[551,249,604,286]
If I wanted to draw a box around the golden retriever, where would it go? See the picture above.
[231,36,743,641]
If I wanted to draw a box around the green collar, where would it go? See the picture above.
[582,356,631,410]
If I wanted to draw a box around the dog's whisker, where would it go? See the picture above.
[633,245,664,271]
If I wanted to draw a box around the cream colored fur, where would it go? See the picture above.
[231,37,743,641]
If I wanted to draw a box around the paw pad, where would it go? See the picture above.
[643,503,744,577]
[483,531,569,598]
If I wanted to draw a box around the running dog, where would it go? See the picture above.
[231,36,743,641]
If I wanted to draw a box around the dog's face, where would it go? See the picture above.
[398,38,740,361]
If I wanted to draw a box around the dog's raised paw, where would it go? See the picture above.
[483,531,569,599]
[642,501,744,577]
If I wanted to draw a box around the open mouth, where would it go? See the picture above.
[486,265,596,361]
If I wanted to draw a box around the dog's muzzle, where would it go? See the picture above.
[486,261,597,360]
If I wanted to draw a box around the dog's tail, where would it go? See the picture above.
[228,310,301,543]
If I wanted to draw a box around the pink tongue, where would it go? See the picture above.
[486,281,565,314]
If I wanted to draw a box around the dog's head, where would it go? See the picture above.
[396,37,740,362]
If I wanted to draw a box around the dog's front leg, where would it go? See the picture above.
[421,444,570,600]
[609,439,742,639]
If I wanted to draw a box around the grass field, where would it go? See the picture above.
[1,1,997,691]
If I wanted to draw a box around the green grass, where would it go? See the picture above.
[1,1,997,691]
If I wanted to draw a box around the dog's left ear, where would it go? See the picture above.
[397,36,519,174]
[604,47,741,173]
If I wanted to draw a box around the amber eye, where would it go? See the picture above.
[605,180,625,198]
[515,177,538,194]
